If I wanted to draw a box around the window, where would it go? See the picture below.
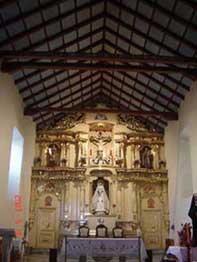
[8,127,24,200]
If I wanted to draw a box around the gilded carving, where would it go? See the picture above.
[29,113,169,249]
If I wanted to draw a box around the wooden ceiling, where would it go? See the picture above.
[0,0,196,132]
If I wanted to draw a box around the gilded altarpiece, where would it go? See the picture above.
[29,113,169,249]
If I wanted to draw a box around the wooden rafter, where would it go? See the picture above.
[105,27,190,92]
[112,0,197,51]
[17,28,104,87]
[2,61,196,75]
[0,0,103,48]
[102,77,175,120]
[1,50,197,65]
[25,76,102,110]
[0,0,65,29]
[24,71,101,103]
[25,106,178,120]
[0,0,17,9]
[102,87,167,127]
[141,0,197,32]
[103,72,178,110]
[34,87,101,122]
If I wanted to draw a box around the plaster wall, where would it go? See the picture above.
[0,73,36,230]
[165,81,197,242]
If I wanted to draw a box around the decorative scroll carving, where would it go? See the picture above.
[46,112,85,130]
[118,114,154,132]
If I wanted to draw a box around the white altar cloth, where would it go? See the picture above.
[167,246,197,262]
[59,237,147,262]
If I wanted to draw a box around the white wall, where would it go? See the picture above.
[165,81,197,242]
[0,73,36,231]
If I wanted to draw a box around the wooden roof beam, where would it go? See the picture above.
[140,0,197,32]
[17,29,104,88]
[104,71,179,107]
[111,0,197,51]
[103,72,177,110]
[104,30,190,93]
[106,13,196,81]
[2,61,196,76]
[0,0,65,29]
[34,87,101,122]
[102,86,167,128]
[0,0,103,48]
[0,0,17,9]
[25,106,178,120]
[24,71,100,102]
[102,77,175,122]
[25,77,102,112]
[1,50,197,65]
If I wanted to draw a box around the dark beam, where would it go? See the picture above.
[24,71,100,101]
[0,0,16,9]
[25,73,101,107]
[25,107,178,120]
[2,61,196,75]
[106,13,196,81]
[112,0,197,51]
[35,90,165,132]
[104,71,179,106]
[1,50,197,65]
[179,0,197,10]
[141,0,197,32]
[102,78,174,123]
[34,87,101,122]
[103,72,177,111]
[104,30,190,93]
[0,0,103,48]
[0,0,65,29]
[25,77,101,110]
[17,28,103,87]
[103,86,167,127]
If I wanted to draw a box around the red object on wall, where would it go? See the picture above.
[14,195,23,211]
[147,198,155,208]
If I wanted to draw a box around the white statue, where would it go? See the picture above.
[92,180,109,215]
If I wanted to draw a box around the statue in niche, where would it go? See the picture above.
[46,144,60,167]
[140,145,153,169]
[92,179,109,215]
[188,194,197,246]
[90,131,112,165]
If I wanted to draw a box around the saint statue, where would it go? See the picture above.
[140,146,153,169]
[92,180,109,215]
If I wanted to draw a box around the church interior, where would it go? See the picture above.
[0,0,196,261]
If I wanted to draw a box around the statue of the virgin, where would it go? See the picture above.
[92,180,109,215]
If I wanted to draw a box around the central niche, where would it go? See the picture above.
[92,178,110,215]
[90,169,112,215]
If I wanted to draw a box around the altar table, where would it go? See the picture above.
[62,237,147,262]
[167,246,197,262]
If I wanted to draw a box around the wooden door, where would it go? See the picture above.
[141,210,162,249]
[36,208,57,248]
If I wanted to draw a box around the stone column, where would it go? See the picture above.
[80,183,85,215]
[117,182,122,218]
[40,143,46,166]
